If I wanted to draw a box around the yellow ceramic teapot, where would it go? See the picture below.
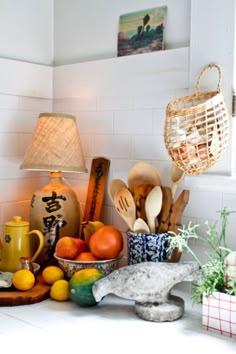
[0,216,44,273]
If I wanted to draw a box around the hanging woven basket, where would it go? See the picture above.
[164,64,229,175]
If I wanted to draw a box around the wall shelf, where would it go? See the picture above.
[53,46,190,97]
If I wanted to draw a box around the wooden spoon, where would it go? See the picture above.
[133,218,150,233]
[113,187,136,231]
[171,163,185,200]
[109,178,127,202]
[145,186,163,233]
[127,161,162,193]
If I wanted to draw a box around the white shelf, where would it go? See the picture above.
[53,47,190,97]
[0,58,53,98]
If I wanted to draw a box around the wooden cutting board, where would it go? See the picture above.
[0,273,51,306]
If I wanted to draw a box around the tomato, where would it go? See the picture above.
[89,225,123,260]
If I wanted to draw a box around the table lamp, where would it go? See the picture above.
[20,113,87,266]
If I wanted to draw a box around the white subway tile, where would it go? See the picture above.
[18,133,33,156]
[79,111,113,134]
[134,90,175,109]
[53,99,66,113]
[0,180,18,202]
[184,190,222,220]
[222,192,236,213]
[0,133,19,157]
[1,201,31,224]
[131,135,169,160]
[94,134,131,158]
[0,157,23,178]
[63,97,97,111]
[18,97,52,112]
[152,108,166,134]
[97,95,133,111]
[114,110,152,135]
[0,110,38,133]
[0,94,19,109]
[80,134,95,157]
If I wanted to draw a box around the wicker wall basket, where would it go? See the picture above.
[164,64,229,175]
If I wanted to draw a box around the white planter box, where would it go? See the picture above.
[202,292,236,338]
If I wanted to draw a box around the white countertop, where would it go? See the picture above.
[0,286,235,354]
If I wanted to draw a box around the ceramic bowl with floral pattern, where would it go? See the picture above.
[54,254,122,279]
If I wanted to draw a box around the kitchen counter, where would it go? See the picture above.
[0,286,235,354]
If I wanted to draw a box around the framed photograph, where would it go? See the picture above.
[117,6,167,57]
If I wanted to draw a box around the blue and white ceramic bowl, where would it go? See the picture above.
[127,231,171,265]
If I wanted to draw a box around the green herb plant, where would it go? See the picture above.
[167,207,235,303]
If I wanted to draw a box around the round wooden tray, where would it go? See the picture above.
[0,273,51,306]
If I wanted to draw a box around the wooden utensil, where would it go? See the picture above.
[108,178,127,202]
[113,187,136,231]
[171,163,185,200]
[133,218,150,233]
[169,189,190,234]
[157,186,173,233]
[127,161,162,193]
[132,183,154,221]
[145,186,163,233]
[83,157,110,222]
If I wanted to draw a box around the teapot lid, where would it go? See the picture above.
[5,216,29,227]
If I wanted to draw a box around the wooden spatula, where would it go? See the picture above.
[113,187,136,231]
[108,178,127,203]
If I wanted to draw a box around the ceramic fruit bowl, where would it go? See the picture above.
[54,253,122,279]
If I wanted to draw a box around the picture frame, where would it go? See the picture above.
[117,6,167,57]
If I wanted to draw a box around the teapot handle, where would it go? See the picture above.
[28,230,44,262]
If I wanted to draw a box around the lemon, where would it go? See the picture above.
[42,266,64,285]
[12,269,35,291]
[50,279,69,301]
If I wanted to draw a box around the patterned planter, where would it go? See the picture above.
[202,292,236,338]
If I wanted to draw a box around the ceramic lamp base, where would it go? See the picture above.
[30,172,81,268]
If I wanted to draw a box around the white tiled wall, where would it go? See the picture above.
[1,59,236,270]
[0,94,52,236]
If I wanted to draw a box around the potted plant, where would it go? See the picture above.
[167,207,236,337]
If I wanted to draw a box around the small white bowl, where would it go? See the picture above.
[0,271,13,288]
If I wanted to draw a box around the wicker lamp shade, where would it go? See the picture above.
[20,113,87,173]
[20,113,87,268]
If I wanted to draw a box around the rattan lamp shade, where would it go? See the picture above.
[20,113,87,173]
[20,113,87,268]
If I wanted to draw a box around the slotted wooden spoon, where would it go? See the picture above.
[113,187,136,231]
[108,178,127,202]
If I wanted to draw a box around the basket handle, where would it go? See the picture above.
[195,64,222,94]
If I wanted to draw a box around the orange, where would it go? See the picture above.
[55,236,79,259]
[74,238,89,254]
[75,251,99,261]
[89,225,123,260]
[42,265,64,285]
[50,279,69,301]
[12,269,35,291]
